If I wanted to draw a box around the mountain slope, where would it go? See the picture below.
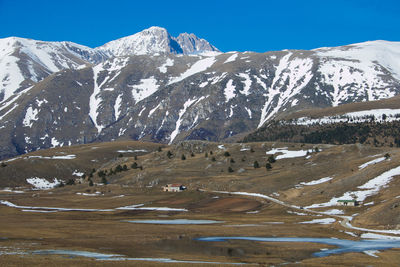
[1,33,400,159]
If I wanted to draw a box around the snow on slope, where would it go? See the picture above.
[307,166,400,208]
[316,41,400,105]
[0,37,103,103]
[158,58,174,73]
[292,108,400,125]
[129,77,160,103]
[89,65,106,133]
[258,53,313,127]
[168,56,216,85]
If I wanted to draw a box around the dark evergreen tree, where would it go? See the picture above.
[228,167,234,173]
[268,155,276,163]
[265,163,272,170]
[181,154,186,160]
[131,162,138,169]
[253,161,260,168]
[167,151,173,159]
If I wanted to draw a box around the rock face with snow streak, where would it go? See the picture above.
[0,28,400,159]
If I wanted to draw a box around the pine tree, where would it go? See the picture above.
[205,152,208,158]
[101,176,108,185]
[158,146,162,152]
[131,162,138,169]
[253,161,260,168]
[224,151,230,157]
[230,158,235,163]
[167,151,173,159]
[267,155,276,163]
[228,166,234,173]
[181,154,186,160]
[89,179,94,186]
[265,163,272,170]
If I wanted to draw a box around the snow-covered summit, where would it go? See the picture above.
[175,32,220,54]
[96,26,219,57]
[314,40,400,81]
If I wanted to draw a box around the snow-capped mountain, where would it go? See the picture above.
[0,37,107,102]
[0,29,400,160]
[96,26,220,56]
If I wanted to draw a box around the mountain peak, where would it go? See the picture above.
[96,26,219,56]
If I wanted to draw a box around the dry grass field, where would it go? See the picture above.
[1,140,400,265]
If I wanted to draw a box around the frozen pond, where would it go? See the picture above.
[196,236,400,257]
[125,219,224,225]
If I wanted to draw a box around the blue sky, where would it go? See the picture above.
[0,0,399,52]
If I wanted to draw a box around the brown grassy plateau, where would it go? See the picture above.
[1,140,400,266]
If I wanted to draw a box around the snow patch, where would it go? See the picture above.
[359,157,386,169]
[168,57,216,85]
[26,177,61,190]
[129,77,159,103]
[22,107,39,127]
[299,218,336,224]
[158,58,174,73]
[224,80,236,102]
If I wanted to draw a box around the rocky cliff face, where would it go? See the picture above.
[1,28,400,160]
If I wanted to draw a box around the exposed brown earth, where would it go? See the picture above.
[1,140,400,265]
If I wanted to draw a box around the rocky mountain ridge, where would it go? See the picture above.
[1,28,400,159]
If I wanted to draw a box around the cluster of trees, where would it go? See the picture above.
[243,120,400,147]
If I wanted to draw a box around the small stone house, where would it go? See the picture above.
[337,200,359,206]
[162,184,186,192]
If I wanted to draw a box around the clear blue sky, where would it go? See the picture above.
[0,0,399,52]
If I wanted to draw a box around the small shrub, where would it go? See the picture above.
[1,162,7,168]
[101,176,108,185]
[181,154,186,160]
[122,164,128,171]
[224,151,230,157]
[134,155,138,160]
[158,146,162,152]
[385,153,391,159]
[230,158,235,163]
[118,153,123,158]
[228,167,234,173]
[250,148,255,153]
[191,152,195,157]
[211,157,216,162]
[205,152,208,158]
[88,179,94,186]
